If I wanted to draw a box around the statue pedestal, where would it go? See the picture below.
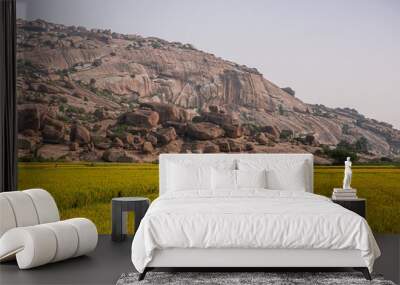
[333,188,357,192]
[332,188,357,200]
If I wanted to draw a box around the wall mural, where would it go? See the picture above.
[16,17,400,234]
[16,18,400,163]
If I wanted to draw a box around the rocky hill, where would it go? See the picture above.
[16,19,400,164]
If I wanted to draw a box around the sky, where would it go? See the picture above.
[17,0,400,129]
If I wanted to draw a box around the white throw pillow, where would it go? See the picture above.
[212,168,237,191]
[167,162,212,192]
[237,159,308,191]
[236,169,268,189]
[266,161,307,191]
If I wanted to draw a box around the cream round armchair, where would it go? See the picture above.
[0,189,98,269]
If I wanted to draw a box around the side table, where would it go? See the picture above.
[111,197,150,242]
[332,198,366,218]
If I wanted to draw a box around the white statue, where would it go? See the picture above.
[342,157,352,190]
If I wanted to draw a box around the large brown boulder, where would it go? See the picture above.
[140,102,180,123]
[195,111,242,138]
[245,142,255,151]
[179,108,195,122]
[17,135,37,151]
[36,144,69,161]
[116,153,139,163]
[203,142,220,153]
[224,125,243,138]
[43,116,64,131]
[228,139,243,152]
[213,138,242,152]
[261,125,280,138]
[155,127,177,145]
[164,121,187,135]
[92,135,111,150]
[102,149,138,162]
[208,105,225,113]
[17,104,48,132]
[102,149,123,162]
[216,139,231,152]
[188,141,220,153]
[119,109,159,128]
[142,141,154,154]
[69,142,79,151]
[119,133,134,145]
[112,137,124,148]
[42,125,64,143]
[80,151,100,161]
[161,139,183,153]
[198,112,240,127]
[186,122,225,140]
[70,124,91,145]
[41,116,65,143]
[255,133,268,145]
[145,133,158,146]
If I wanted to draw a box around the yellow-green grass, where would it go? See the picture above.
[18,163,400,234]
[314,165,400,233]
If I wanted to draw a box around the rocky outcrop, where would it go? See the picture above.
[36,144,70,160]
[193,111,242,139]
[17,104,48,132]
[118,110,159,128]
[155,127,177,145]
[255,133,268,145]
[15,19,400,162]
[161,139,183,153]
[142,141,154,154]
[281,87,295,96]
[187,122,225,140]
[70,124,91,145]
[112,137,124,148]
[102,149,139,162]
[261,125,280,138]
[41,116,65,144]
[140,102,182,123]
[18,135,38,151]
[42,125,64,144]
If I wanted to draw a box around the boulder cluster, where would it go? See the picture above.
[18,101,289,162]
[15,19,400,162]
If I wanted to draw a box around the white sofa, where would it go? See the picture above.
[0,189,98,269]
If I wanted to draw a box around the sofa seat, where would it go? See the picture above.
[0,189,98,269]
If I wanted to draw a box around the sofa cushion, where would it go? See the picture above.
[0,218,97,269]
[24,189,60,224]
[0,192,39,227]
[0,196,17,237]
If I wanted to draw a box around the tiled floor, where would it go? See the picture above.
[1,234,399,285]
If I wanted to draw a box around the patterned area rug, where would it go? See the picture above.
[116,272,396,285]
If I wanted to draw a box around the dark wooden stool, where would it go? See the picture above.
[111,197,150,242]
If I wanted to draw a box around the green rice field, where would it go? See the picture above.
[18,163,400,234]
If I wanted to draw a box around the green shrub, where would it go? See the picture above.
[151,42,162,49]
[323,143,358,164]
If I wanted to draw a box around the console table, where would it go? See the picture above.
[111,197,150,242]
